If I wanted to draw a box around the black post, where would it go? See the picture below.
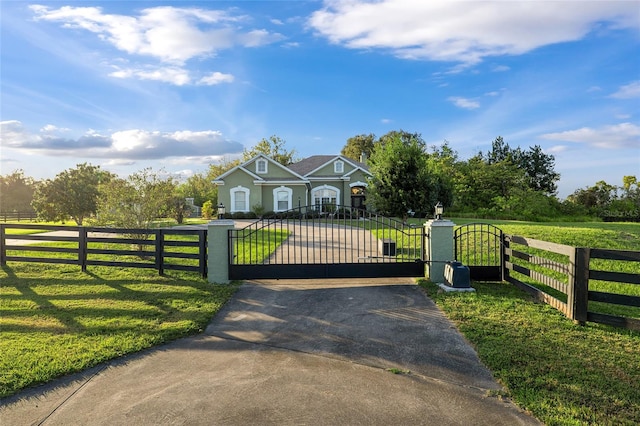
[79,227,88,272]
[0,225,6,266]
[156,230,164,276]
[199,229,207,278]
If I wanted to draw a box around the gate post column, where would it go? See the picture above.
[424,219,455,283]
[208,219,235,284]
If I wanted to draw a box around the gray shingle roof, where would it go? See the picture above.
[288,155,369,176]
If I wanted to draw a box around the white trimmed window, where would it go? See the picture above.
[312,185,340,211]
[256,159,268,174]
[273,186,292,212]
[334,160,344,174]
[230,186,250,212]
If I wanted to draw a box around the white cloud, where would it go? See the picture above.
[0,120,244,160]
[308,1,639,64]
[540,123,640,149]
[448,97,480,110]
[610,81,640,99]
[381,118,392,124]
[492,65,510,72]
[198,72,235,86]
[109,66,192,85]
[546,145,568,154]
[30,5,284,65]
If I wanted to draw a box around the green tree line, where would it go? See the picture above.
[1,132,637,224]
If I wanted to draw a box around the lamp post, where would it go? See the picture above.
[434,201,444,220]
[217,203,225,220]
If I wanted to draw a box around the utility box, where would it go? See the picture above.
[378,238,396,256]
[444,261,471,288]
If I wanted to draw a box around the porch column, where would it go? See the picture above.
[208,219,235,284]
[424,219,455,283]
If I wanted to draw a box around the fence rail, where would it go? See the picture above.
[1,211,37,222]
[0,224,207,278]
[503,234,640,331]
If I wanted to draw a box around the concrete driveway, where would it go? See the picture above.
[0,278,539,425]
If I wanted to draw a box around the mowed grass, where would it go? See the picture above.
[418,220,640,425]
[420,280,640,426]
[0,263,238,399]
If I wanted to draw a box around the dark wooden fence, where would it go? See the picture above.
[0,224,207,278]
[503,234,640,331]
[1,211,37,222]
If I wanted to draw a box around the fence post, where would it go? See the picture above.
[156,230,164,276]
[501,233,510,282]
[207,220,235,284]
[424,218,455,283]
[79,227,88,272]
[0,225,6,266]
[198,229,207,278]
[568,247,590,324]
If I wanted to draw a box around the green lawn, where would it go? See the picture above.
[417,219,640,425]
[0,264,238,398]
[420,280,640,426]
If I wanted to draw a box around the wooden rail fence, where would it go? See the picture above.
[503,234,640,331]
[0,224,207,278]
[1,211,37,222]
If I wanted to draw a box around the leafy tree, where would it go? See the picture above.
[452,156,526,212]
[178,173,218,208]
[378,130,426,150]
[567,180,616,211]
[481,137,559,195]
[367,132,444,218]
[96,168,177,231]
[340,133,376,162]
[242,135,298,165]
[521,145,560,195]
[0,170,36,213]
[31,163,111,225]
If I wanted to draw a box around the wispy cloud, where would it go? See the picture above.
[610,81,640,99]
[448,97,480,110]
[308,1,638,65]
[0,120,244,160]
[29,4,283,85]
[198,72,235,86]
[540,123,640,149]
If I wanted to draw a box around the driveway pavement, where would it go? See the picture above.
[0,278,539,425]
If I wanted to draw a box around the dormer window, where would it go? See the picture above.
[256,159,268,174]
[334,160,344,174]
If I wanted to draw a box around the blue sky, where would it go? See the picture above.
[1,0,638,198]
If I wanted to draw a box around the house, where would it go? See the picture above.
[213,154,372,213]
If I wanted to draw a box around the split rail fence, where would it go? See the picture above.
[503,234,640,331]
[0,224,207,278]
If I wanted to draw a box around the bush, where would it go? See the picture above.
[202,200,214,220]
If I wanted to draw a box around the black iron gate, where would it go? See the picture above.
[228,206,424,279]
[454,223,503,281]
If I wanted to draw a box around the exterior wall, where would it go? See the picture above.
[219,171,261,213]
[245,158,298,179]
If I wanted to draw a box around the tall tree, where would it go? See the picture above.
[481,137,559,195]
[31,163,111,225]
[367,132,443,217]
[0,170,36,213]
[340,133,376,162]
[242,135,298,165]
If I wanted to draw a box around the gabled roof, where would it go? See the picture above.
[212,153,306,183]
[288,155,370,177]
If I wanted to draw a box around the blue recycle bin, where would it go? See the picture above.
[444,261,471,288]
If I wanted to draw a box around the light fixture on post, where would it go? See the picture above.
[217,203,225,220]
[434,201,443,220]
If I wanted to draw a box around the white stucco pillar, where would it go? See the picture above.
[208,219,235,284]
[424,219,455,283]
